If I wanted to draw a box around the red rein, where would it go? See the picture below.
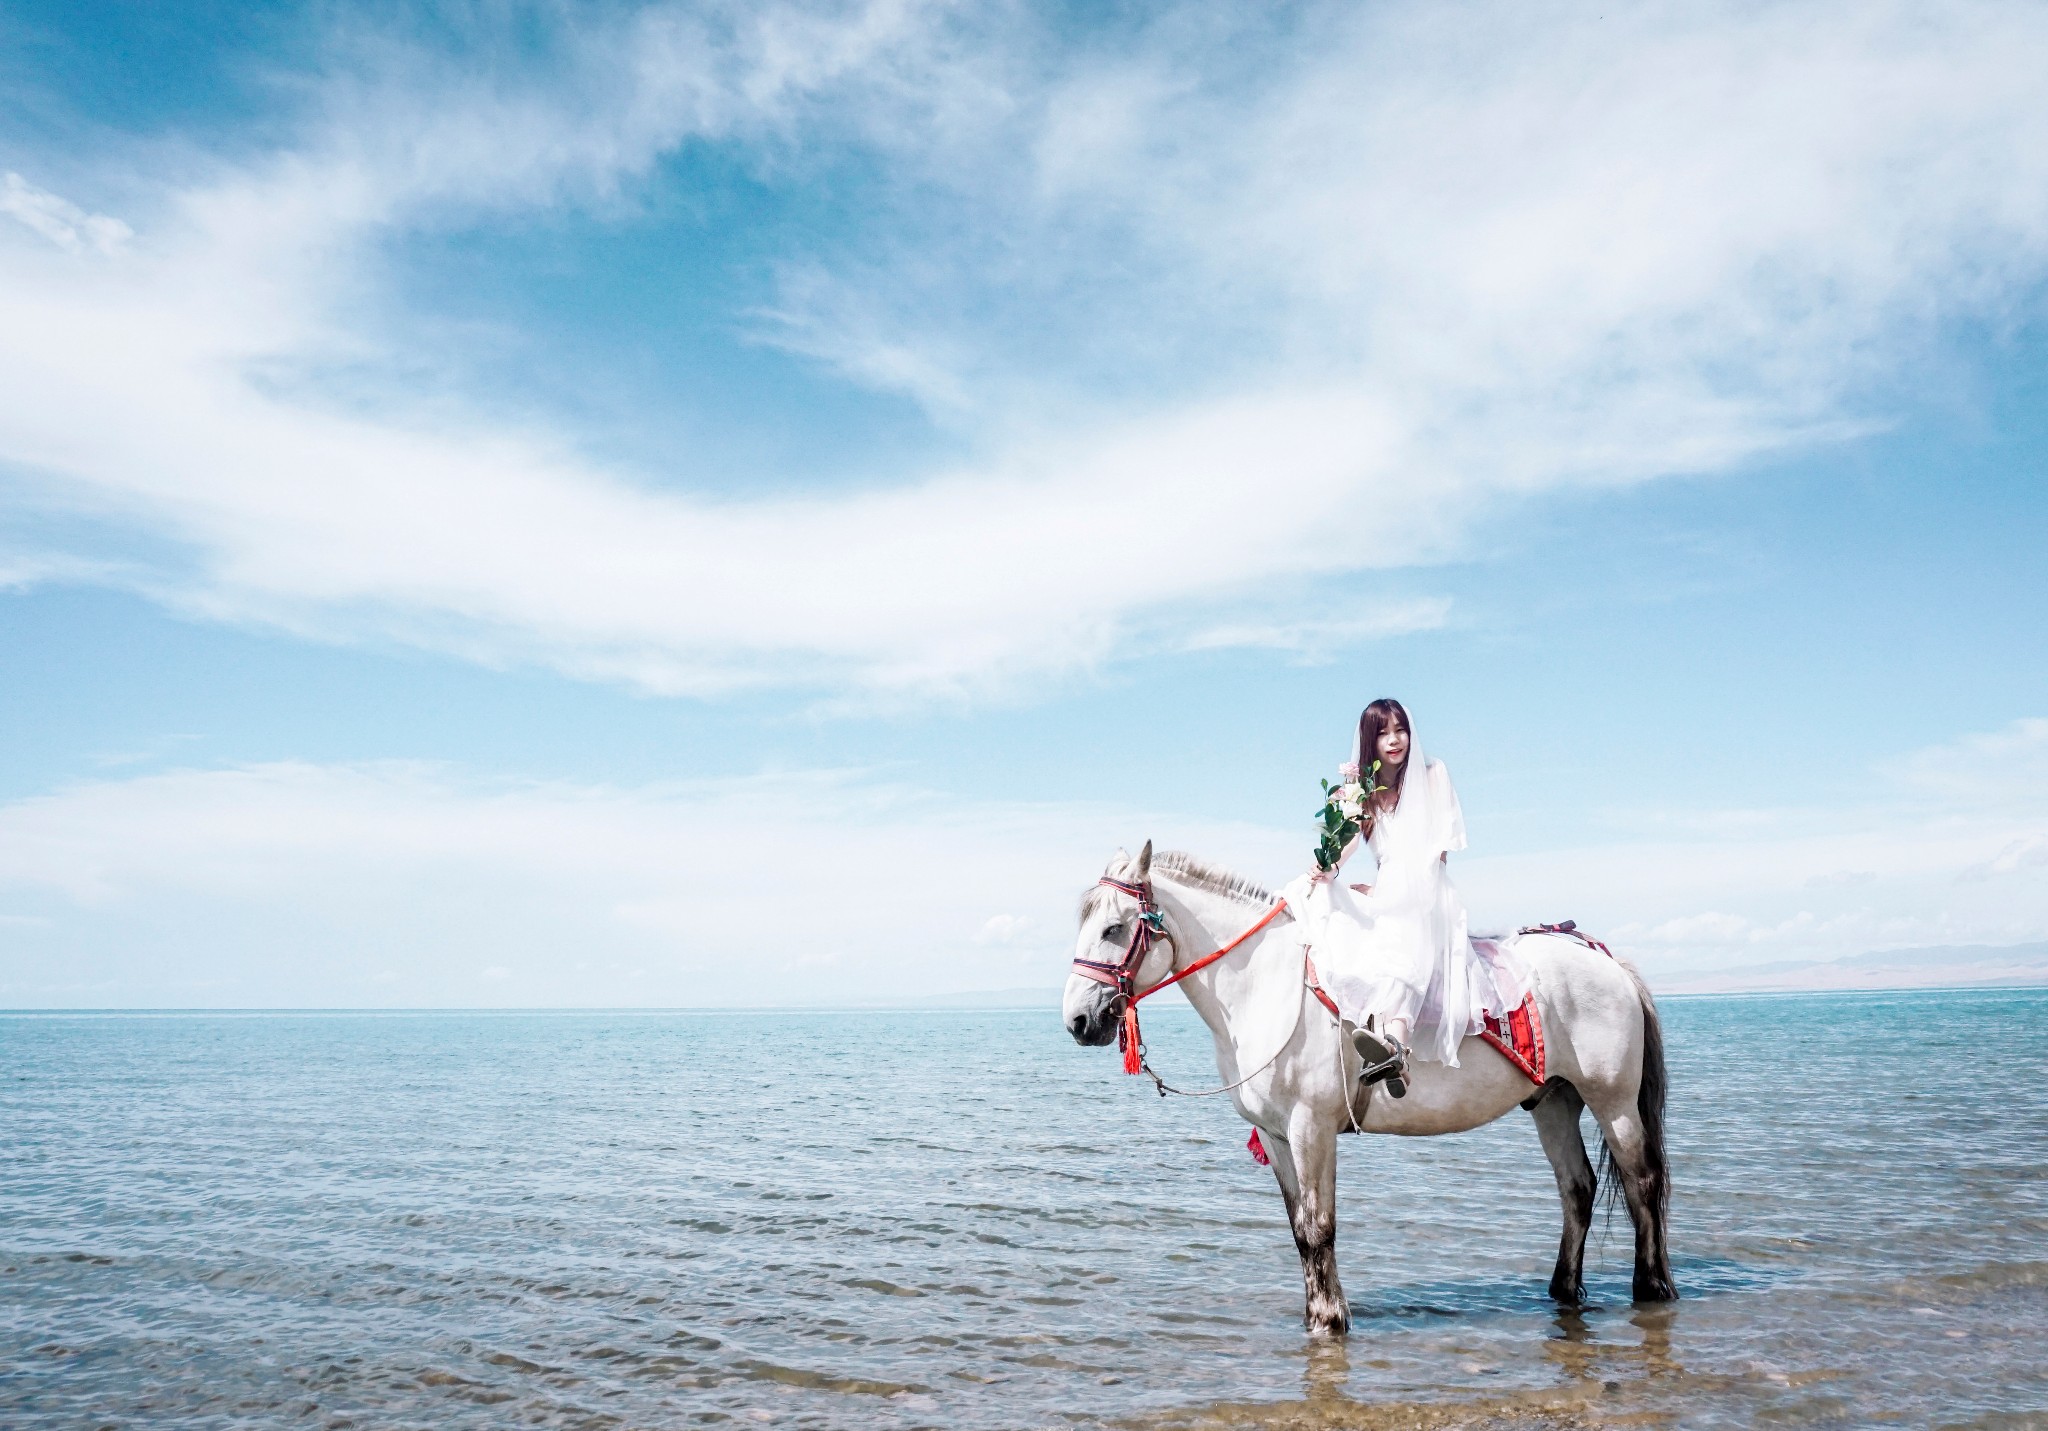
[1071,876,1290,1075]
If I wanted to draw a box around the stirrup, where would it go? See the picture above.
[1351,1026,1409,1099]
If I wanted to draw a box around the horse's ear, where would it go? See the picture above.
[1106,847,1130,875]
[1136,840,1153,879]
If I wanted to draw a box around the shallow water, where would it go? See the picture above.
[2,989,2045,1429]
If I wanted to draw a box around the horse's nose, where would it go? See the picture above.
[1066,1011,1088,1041]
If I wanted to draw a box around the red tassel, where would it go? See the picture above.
[1120,1004,1143,1074]
[1247,1129,1270,1166]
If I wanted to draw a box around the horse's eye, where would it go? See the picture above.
[1102,923,1125,943]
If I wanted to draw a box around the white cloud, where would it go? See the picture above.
[0,3,2045,697]
[0,759,1292,1007]
[1639,911,1755,946]
[1904,718,2048,810]
[972,913,1035,946]
[1964,835,2048,880]
[1459,720,2048,971]
[1,720,2041,1006]
[1177,600,1454,659]
[0,551,130,592]
[0,172,132,255]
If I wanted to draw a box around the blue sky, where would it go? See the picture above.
[1,0,2044,1007]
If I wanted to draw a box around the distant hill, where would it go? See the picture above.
[1659,941,2048,995]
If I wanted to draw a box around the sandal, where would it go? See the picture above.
[1350,1025,1409,1099]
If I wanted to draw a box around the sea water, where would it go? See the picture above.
[2,989,2044,1429]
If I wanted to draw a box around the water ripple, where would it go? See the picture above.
[3,992,2045,1428]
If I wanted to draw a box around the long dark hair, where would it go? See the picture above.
[1356,698,1412,818]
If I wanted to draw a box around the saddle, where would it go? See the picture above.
[1471,922,1615,1086]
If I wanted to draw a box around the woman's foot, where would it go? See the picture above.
[1350,1026,1409,1099]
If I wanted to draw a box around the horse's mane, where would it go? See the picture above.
[1080,850,1273,919]
[1154,850,1273,906]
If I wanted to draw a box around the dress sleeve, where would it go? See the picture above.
[1432,760,1468,855]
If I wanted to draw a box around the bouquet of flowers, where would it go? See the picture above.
[1313,759,1381,873]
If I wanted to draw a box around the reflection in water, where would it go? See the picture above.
[1136,1301,1714,1429]
[1543,1301,1679,1388]
[1629,1302,1680,1381]
[1552,1307,1593,1345]
[1301,1337,1350,1409]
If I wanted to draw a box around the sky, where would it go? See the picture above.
[1,0,2045,1008]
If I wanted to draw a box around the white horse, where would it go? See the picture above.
[1062,843,1673,1335]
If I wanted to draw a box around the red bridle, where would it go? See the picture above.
[1073,875,1290,1075]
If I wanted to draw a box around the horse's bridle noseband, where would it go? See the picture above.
[1070,876,1169,1006]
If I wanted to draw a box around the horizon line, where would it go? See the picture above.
[3,983,2045,1016]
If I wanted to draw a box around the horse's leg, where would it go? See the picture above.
[1260,1129,1317,1325]
[1586,982,1676,1303]
[1528,1082,1594,1305]
[1585,1095,1676,1302]
[1279,1109,1349,1335]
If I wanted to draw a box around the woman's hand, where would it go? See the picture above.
[1349,883,1372,896]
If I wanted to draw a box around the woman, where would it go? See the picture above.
[1292,699,1525,1098]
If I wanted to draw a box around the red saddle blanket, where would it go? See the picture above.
[1479,992,1545,1086]
[1470,933,1544,1084]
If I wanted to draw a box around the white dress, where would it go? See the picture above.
[1282,755,1526,1067]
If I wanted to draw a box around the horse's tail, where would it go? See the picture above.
[1596,962,1670,1224]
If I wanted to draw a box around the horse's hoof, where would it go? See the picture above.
[1303,1293,1352,1337]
